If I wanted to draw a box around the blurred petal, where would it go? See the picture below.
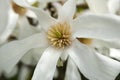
[65,57,81,80]
[58,0,76,22]
[86,0,109,13]
[13,0,56,31]
[0,0,10,35]
[32,47,62,80]
[108,0,120,15]
[0,0,19,44]
[0,33,48,73]
[68,40,120,80]
[18,65,30,80]
[110,48,120,61]
[73,14,120,41]
[18,16,38,39]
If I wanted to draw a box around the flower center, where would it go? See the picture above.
[12,2,27,15]
[47,22,72,48]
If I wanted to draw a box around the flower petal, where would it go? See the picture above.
[18,16,38,39]
[85,0,109,13]
[0,33,48,73]
[67,39,120,80]
[73,14,120,41]
[110,48,120,61]
[32,47,62,80]
[108,0,120,15]
[58,0,76,22]
[0,0,19,44]
[65,57,81,80]
[0,0,10,35]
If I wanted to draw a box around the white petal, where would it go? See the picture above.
[0,33,48,73]
[4,66,18,78]
[110,48,120,61]
[30,8,56,31]
[58,0,76,22]
[32,47,62,80]
[73,14,120,41]
[108,0,120,15]
[0,0,10,35]
[85,0,109,13]
[67,39,120,80]
[65,57,81,80]
[0,0,19,44]
[18,16,38,39]
[18,65,30,80]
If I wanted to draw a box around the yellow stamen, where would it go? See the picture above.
[47,22,72,48]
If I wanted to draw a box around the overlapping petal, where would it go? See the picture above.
[68,40,120,80]
[0,0,19,44]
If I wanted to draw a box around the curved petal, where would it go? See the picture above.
[0,0,19,44]
[65,57,81,80]
[0,10,19,43]
[67,40,120,80]
[58,0,76,22]
[85,0,109,13]
[32,47,62,80]
[108,0,120,15]
[72,14,120,41]
[0,33,48,73]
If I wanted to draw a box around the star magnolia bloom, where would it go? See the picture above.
[1,0,120,80]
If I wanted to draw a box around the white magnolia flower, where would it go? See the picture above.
[1,0,120,80]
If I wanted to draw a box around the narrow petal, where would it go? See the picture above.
[0,10,19,43]
[0,0,10,35]
[72,14,120,41]
[32,47,62,80]
[58,0,76,22]
[30,8,56,31]
[108,0,120,15]
[0,0,19,44]
[85,0,109,13]
[65,57,81,80]
[67,40,120,80]
[0,33,48,73]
